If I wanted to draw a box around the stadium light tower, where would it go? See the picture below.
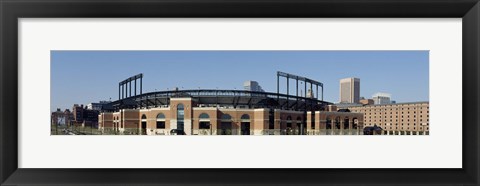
[276,71,324,101]
[119,73,143,100]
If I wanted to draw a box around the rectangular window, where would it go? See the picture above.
[199,122,210,129]
[156,121,165,129]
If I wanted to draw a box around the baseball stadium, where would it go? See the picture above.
[98,71,364,135]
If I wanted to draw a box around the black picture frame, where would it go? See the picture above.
[1,0,479,185]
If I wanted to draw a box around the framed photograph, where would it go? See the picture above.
[1,0,479,185]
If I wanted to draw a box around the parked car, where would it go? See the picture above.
[170,129,186,135]
[363,125,383,135]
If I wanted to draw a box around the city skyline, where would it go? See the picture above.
[51,50,429,111]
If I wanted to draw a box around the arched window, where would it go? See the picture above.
[352,118,358,129]
[156,113,165,120]
[326,117,332,129]
[286,116,292,122]
[285,115,293,134]
[199,113,209,119]
[199,113,210,129]
[240,114,251,135]
[156,113,165,129]
[343,117,350,129]
[221,114,232,121]
[140,114,147,135]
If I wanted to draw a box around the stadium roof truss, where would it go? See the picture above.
[105,89,331,112]
[104,72,329,112]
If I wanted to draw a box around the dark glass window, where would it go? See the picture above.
[156,113,166,129]
[199,122,210,129]
[177,104,184,131]
[199,113,209,119]
[157,113,165,119]
[221,114,231,120]
[241,114,250,120]
[199,113,210,129]
[156,121,165,129]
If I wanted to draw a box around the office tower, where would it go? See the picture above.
[372,92,392,105]
[243,81,264,92]
[339,78,360,103]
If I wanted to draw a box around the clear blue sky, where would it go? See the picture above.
[51,51,429,111]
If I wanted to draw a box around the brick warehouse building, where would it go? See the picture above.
[348,102,429,135]
[97,73,364,135]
